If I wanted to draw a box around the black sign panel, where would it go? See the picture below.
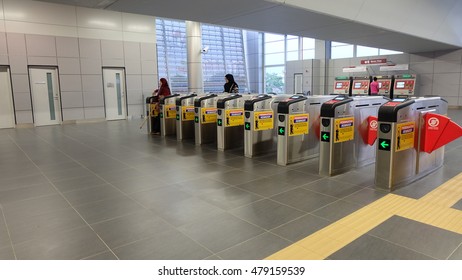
[321,131,330,142]
[378,138,391,151]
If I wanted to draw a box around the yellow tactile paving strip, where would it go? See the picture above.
[266,172,462,260]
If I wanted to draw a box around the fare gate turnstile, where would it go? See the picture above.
[277,95,334,166]
[319,95,389,176]
[244,94,290,158]
[176,93,198,141]
[375,97,462,190]
[217,94,254,151]
[145,96,155,134]
[160,94,180,137]
[194,93,220,145]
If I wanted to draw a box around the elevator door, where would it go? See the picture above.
[103,68,127,120]
[29,67,62,126]
[0,66,15,129]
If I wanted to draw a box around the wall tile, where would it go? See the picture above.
[410,62,434,74]
[76,7,122,30]
[123,41,140,60]
[442,96,458,106]
[9,56,27,74]
[27,56,58,66]
[63,108,85,121]
[417,73,434,86]
[3,0,77,26]
[6,33,26,55]
[58,57,81,75]
[56,37,79,58]
[80,58,102,75]
[434,61,462,73]
[433,73,461,85]
[122,13,155,34]
[122,32,155,44]
[59,75,82,92]
[61,91,84,108]
[81,75,103,92]
[83,91,104,107]
[141,60,156,75]
[101,40,123,59]
[434,49,462,62]
[0,55,8,64]
[140,43,156,61]
[4,21,78,38]
[410,52,435,63]
[13,91,32,111]
[432,83,460,97]
[84,107,105,119]
[77,28,123,41]
[124,60,141,75]
[102,59,124,67]
[128,104,143,118]
[0,32,7,55]
[126,75,142,91]
[15,110,33,124]
[141,75,156,91]
[79,38,101,58]
[25,34,56,57]
[127,89,143,105]
[11,74,30,92]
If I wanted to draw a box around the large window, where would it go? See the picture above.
[264,33,285,93]
[333,43,403,59]
[331,41,354,59]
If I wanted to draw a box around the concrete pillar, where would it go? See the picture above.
[186,21,203,93]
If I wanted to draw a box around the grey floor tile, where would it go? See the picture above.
[154,197,225,227]
[129,186,192,212]
[329,234,434,260]
[39,161,83,174]
[175,177,231,196]
[44,167,95,182]
[82,251,118,260]
[217,232,290,260]
[270,188,338,213]
[74,196,145,224]
[97,168,148,184]
[302,178,364,199]
[52,175,107,193]
[154,168,205,184]
[198,186,263,211]
[66,185,123,207]
[392,181,439,199]
[0,245,15,260]
[311,200,363,222]
[5,207,86,245]
[185,162,238,178]
[14,226,108,260]
[291,159,321,175]
[207,169,263,186]
[239,162,287,177]
[91,210,173,249]
[111,175,168,194]
[220,156,257,169]
[331,170,375,187]
[2,194,70,217]
[452,199,462,211]
[448,244,462,260]
[179,212,264,253]
[203,254,222,260]
[0,174,49,192]
[368,216,462,260]
[0,182,57,205]
[230,199,305,230]
[0,213,11,249]
[114,227,212,260]
[198,151,240,163]
[266,170,322,187]
[271,214,331,242]
[343,187,389,206]
[235,177,298,197]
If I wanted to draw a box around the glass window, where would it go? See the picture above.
[331,41,354,59]
[265,40,285,54]
[286,38,299,52]
[265,66,285,94]
[302,49,315,60]
[379,48,403,55]
[265,53,285,66]
[264,33,284,43]
[302,37,315,50]
[357,45,379,57]
[286,51,299,61]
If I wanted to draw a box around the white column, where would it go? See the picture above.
[186,21,203,93]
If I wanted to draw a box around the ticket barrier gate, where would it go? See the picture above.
[176,93,198,141]
[194,93,220,145]
[319,95,389,176]
[145,96,155,134]
[217,94,254,151]
[375,97,462,190]
[160,94,180,137]
[277,95,334,166]
[243,94,290,158]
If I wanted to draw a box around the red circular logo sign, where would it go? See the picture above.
[428,117,439,128]
[370,120,378,129]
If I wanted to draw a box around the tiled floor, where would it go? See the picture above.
[0,109,461,260]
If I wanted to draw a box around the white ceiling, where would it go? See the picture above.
[34,0,462,53]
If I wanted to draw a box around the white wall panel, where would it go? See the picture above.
[141,60,156,75]
[76,7,122,31]
[0,20,5,32]
[15,110,32,124]
[58,57,81,75]
[61,91,84,108]
[128,104,143,118]
[123,32,155,43]
[140,43,156,61]
[434,61,462,74]
[63,108,84,121]
[60,75,82,92]
[122,13,155,34]
[80,58,102,75]
[0,55,8,64]
[79,38,101,58]
[83,91,104,107]
[5,21,78,37]
[77,28,123,41]
[124,60,141,75]
[13,91,31,110]
[126,75,142,91]
[127,90,143,105]
[11,73,29,92]
[6,33,26,55]
[81,75,103,92]
[9,55,27,74]
[84,107,105,119]
[101,40,123,59]
[25,34,56,57]
[102,59,124,67]
[27,56,57,66]
[56,37,79,58]
[141,75,156,92]
[123,41,140,60]
[3,0,77,26]
[0,2,4,20]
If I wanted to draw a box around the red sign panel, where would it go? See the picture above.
[361,59,387,65]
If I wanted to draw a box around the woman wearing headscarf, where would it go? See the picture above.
[152,78,171,134]
[223,74,239,93]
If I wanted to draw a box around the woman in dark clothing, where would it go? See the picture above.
[152,78,171,134]
[223,74,239,93]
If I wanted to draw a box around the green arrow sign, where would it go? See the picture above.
[245,122,251,130]
[278,126,285,136]
[378,138,391,151]
[321,132,330,142]
[217,119,222,126]
[194,116,199,123]
[176,114,180,120]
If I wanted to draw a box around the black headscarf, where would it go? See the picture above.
[224,74,239,93]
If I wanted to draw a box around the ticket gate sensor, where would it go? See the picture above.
[217,94,253,151]
[393,74,416,96]
[244,94,290,158]
[319,95,389,176]
[333,76,352,95]
[176,93,198,141]
[376,75,393,97]
[194,93,219,145]
[145,96,155,134]
[375,97,462,191]
[351,76,371,96]
[277,95,334,166]
[160,94,180,137]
